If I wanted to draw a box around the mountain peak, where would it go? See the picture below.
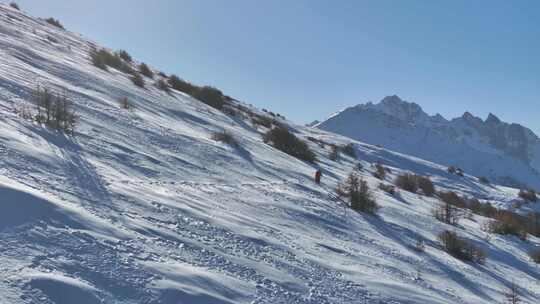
[380,94,405,104]
[486,113,501,124]
[462,111,475,119]
[373,95,428,123]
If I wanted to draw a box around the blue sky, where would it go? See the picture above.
[17,0,540,132]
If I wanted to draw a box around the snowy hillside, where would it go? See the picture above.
[1,4,540,304]
[315,95,540,191]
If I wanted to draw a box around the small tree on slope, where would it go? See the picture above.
[337,171,378,214]
[504,282,520,304]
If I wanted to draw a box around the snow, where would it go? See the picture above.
[24,271,100,304]
[0,3,539,303]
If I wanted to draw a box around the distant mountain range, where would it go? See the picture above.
[315,95,540,190]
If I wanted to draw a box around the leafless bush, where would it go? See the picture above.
[192,86,226,110]
[519,189,537,202]
[416,175,435,196]
[340,143,356,158]
[131,73,145,88]
[90,48,133,74]
[15,103,33,120]
[395,173,418,193]
[168,75,198,95]
[139,63,154,79]
[529,248,540,263]
[372,163,386,180]
[434,193,465,225]
[378,183,396,196]
[503,282,521,304]
[118,97,133,110]
[45,17,64,29]
[156,79,170,93]
[263,126,316,163]
[485,211,528,240]
[117,50,132,63]
[46,35,58,43]
[251,114,273,128]
[413,238,425,252]
[32,86,77,134]
[438,230,486,264]
[478,176,490,184]
[212,131,237,146]
[329,145,339,161]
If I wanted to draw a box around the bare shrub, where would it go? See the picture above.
[156,79,170,93]
[15,103,33,119]
[212,131,237,146]
[32,86,77,134]
[438,230,486,264]
[434,192,466,225]
[192,86,225,110]
[413,238,425,252]
[222,106,238,117]
[438,191,467,208]
[46,35,58,43]
[486,219,526,240]
[504,282,521,304]
[518,189,537,202]
[90,49,107,70]
[131,73,145,88]
[447,166,464,176]
[478,176,490,184]
[529,248,540,263]
[117,50,132,63]
[45,17,64,29]
[395,173,418,193]
[251,114,273,128]
[378,183,396,196]
[168,75,197,95]
[434,202,463,225]
[416,175,435,196]
[337,171,378,214]
[468,199,498,218]
[372,163,386,180]
[329,145,339,161]
[90,48,133,74]
[341,143,356,158]
[139,63,154,79]
[526,212,540,237]
[263,126,316,163]
[118,97,132,110]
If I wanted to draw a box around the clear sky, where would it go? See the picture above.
[15,0,540,132]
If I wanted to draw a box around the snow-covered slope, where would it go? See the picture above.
[1,4,539,304]
[316,95,540,190]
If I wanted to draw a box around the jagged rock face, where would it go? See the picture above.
[457,112,538,163]
[316,96,540,189]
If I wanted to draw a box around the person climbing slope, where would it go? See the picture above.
[315,169,322,184]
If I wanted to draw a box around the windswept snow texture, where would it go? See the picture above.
[0,4,539,304]
[316,95,540,191]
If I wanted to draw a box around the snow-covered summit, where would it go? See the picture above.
[1,4,540,304]
[316,96,540,190]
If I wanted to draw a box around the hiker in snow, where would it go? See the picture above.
[315,169,322,184]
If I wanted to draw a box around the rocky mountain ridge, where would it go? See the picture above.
[316,95,540,189]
